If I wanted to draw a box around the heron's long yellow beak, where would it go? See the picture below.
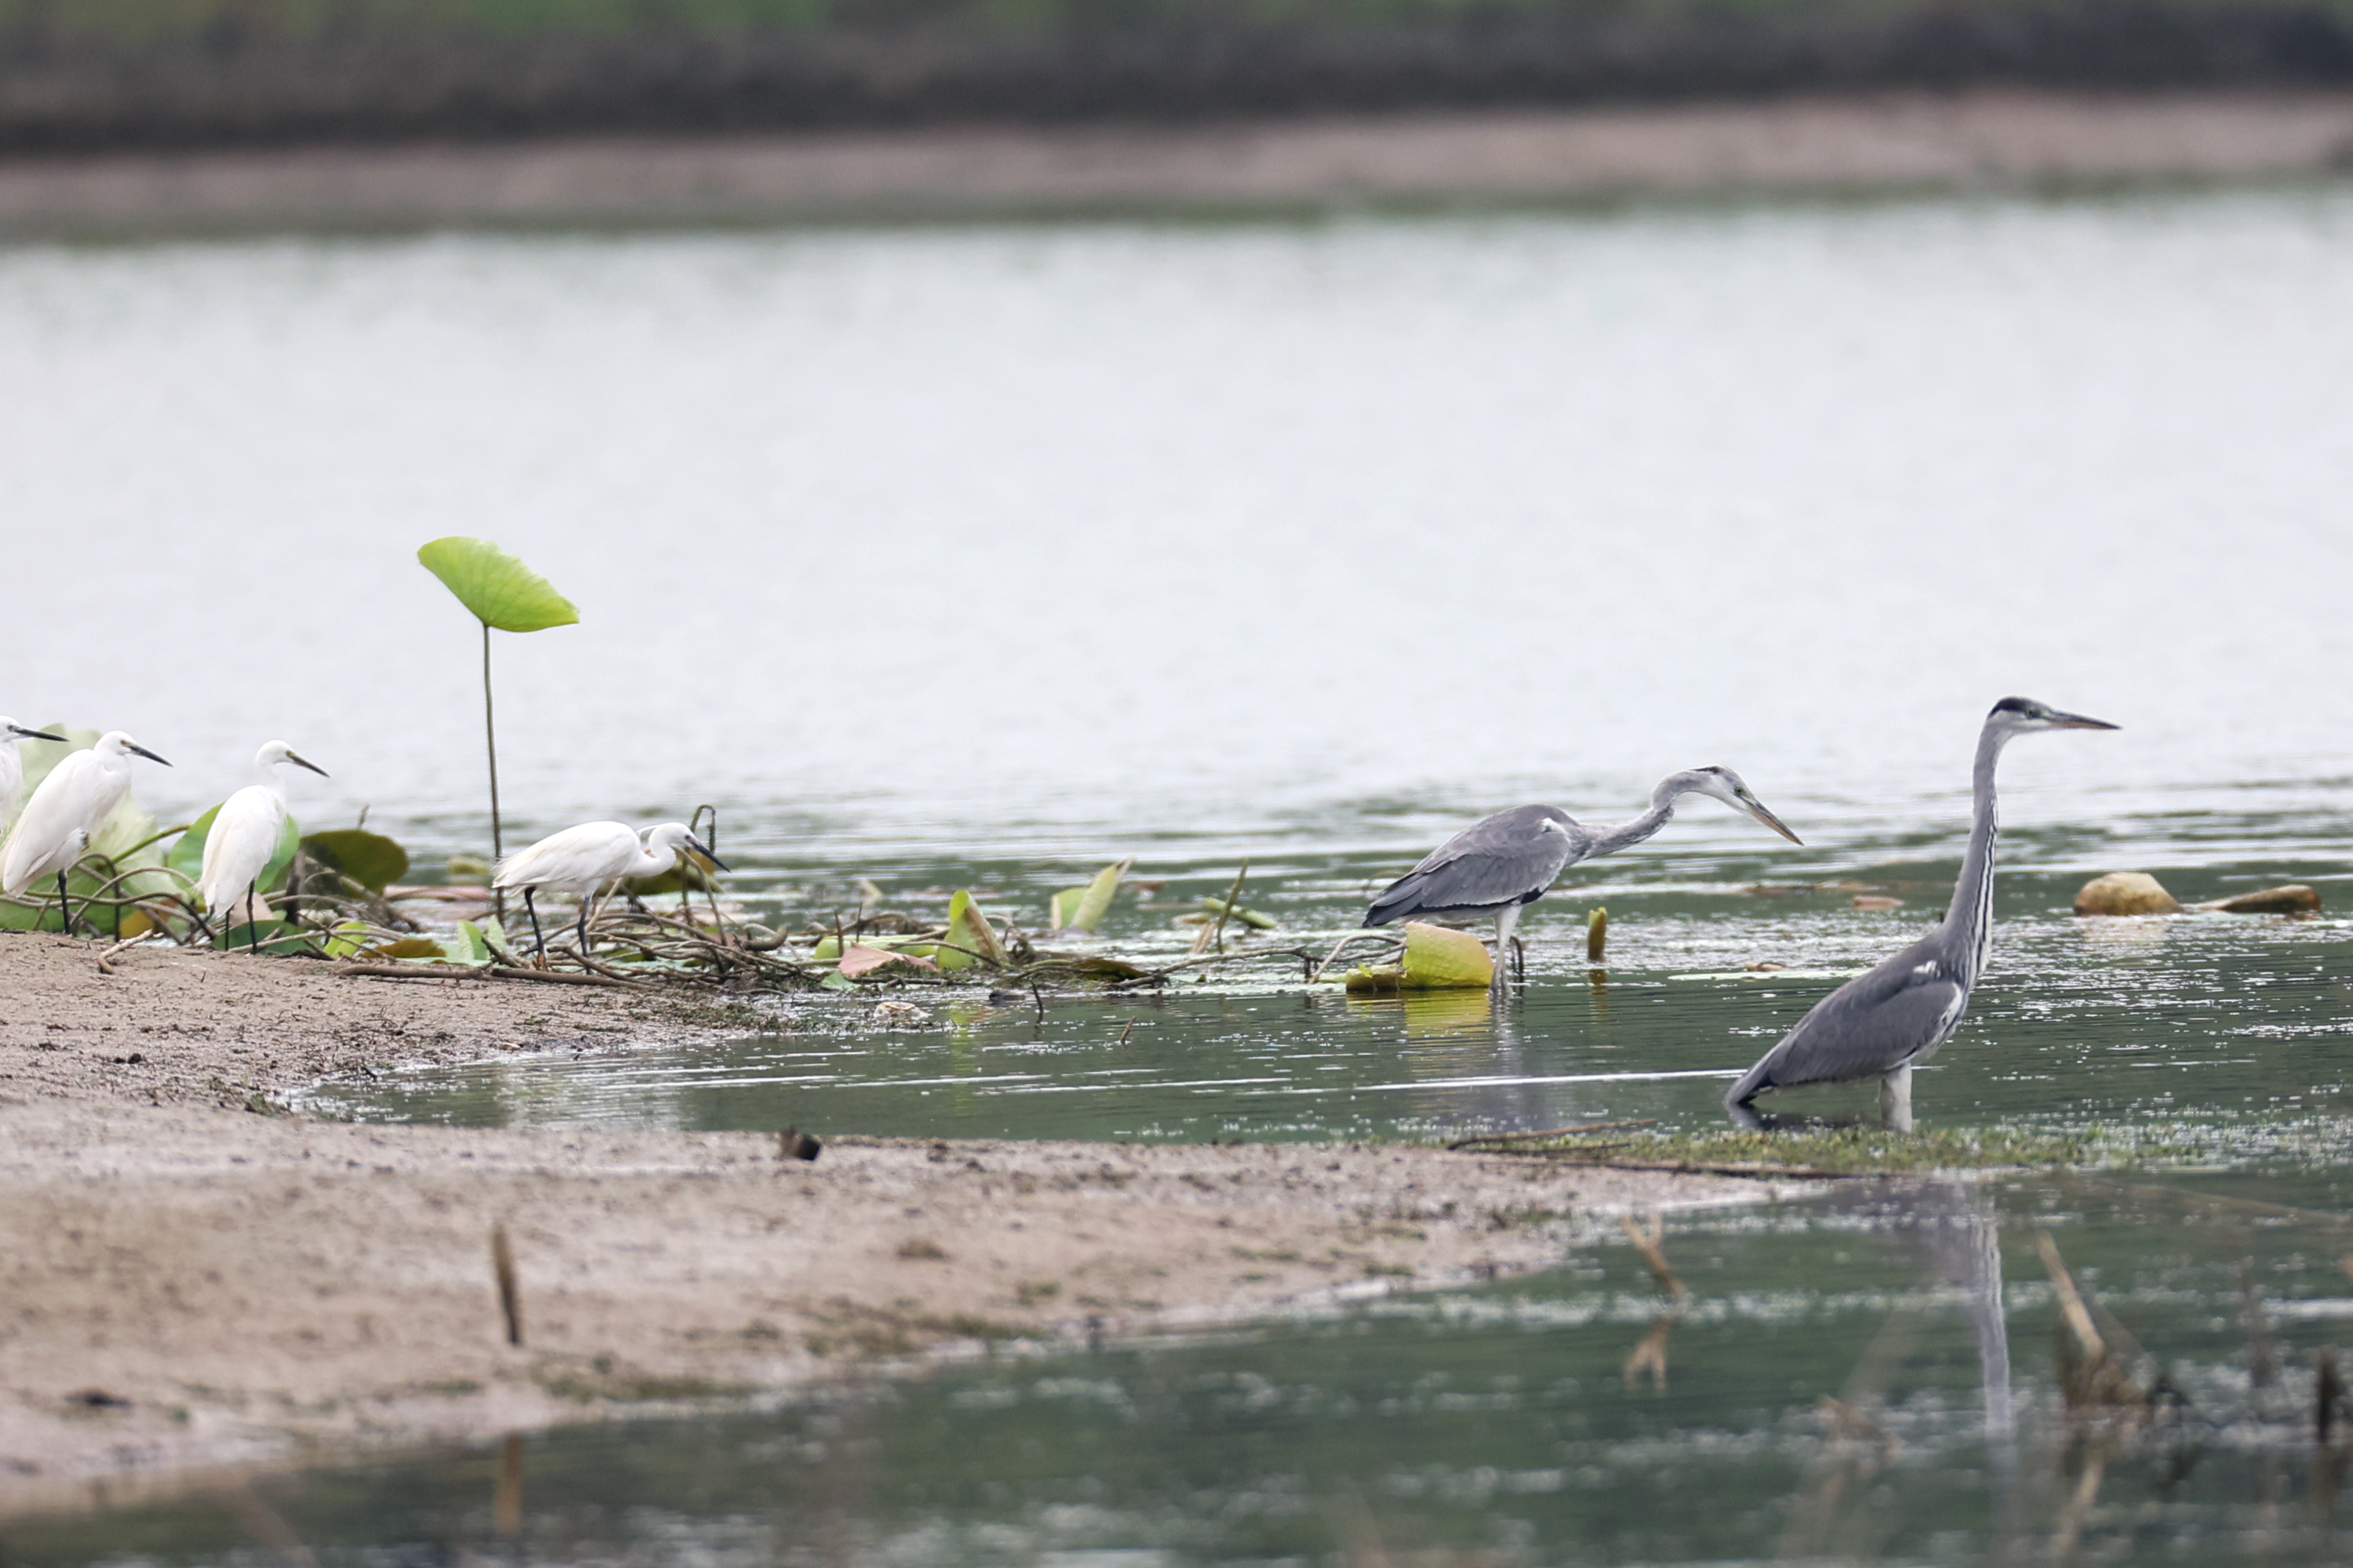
[1737,791,1804,846]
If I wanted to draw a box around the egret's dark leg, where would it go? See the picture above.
[247,882,261,956]
[575,898,590,958]
[523,889,546,961]
[54,871,73,937]
[1881,1065,1914,1134]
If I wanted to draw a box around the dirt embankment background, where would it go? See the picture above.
[4,0,2353,154]
[0,936,1767,1515]
[3,91,2351,238]
[4,0,2353,233]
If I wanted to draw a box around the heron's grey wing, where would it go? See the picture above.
[1726,944,1969,1102]
[1365,806,1582,925]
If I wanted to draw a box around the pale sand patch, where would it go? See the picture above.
[0,936,1772,1514]
[2,90,2351,238]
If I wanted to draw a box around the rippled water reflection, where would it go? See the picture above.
[20,1177,2353,1565]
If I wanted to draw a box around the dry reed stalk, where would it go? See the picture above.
[492,1224,523,1348]
[1621,1212,1689,1301]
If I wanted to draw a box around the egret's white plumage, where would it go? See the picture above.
[494,820,725,956]
[0,731,172,931]
[198,741,330,930]
[0,718,66,832]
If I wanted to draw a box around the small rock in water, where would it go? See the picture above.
[2196,884,2323,915]
[1851,895,1905,912]
[2073,872,2182,916]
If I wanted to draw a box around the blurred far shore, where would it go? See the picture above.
[2,0,2352,232]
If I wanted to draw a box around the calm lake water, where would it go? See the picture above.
[4,186,2353,878]
[9,183,2353,1564]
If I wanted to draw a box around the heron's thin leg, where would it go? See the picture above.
[575,898,590,958]
[1880,1064,1914,1134]
[1492,905,1522,990]
[523,889,546,961]
[247,882,260,956]
[54,870,72,938]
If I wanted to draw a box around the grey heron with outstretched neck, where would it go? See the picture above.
[1724,696,2116,1131]
[1363,767,1803,984]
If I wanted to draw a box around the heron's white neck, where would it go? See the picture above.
[1582,774,1686,860]
[1944,722,2016,979]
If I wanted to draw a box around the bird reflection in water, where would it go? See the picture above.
[1775,1180,2016,1560]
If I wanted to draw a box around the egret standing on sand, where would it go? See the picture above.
[1365,767,1803,984]
[1725,697,2115,1132]
[0,719,68,828]
[199,741,330,951]
[493,821,727,959]
[0,731,172,935]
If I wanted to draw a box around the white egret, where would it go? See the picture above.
[0,731,172,935]
[493,820,726,959]
[198,740,330,952]
[0,719,68,829]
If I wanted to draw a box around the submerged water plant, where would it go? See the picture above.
[417,537,579,867]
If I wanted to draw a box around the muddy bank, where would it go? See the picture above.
[0,934,760,1111]
[3,90,2352,237]
[0,937,1767,1513]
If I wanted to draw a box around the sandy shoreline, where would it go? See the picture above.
[2,91,2351,238]
[0,936,1770,1518]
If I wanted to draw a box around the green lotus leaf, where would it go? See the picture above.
[945,889,1009,967]
[302,829,411,892]
[1051,858,1132,933]
[1400,921,1494,990]
[417,537,580,634]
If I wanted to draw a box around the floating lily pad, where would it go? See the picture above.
[417,538,579,633]
[1401,921,1493,989]
[368,937,449,961]
[811,934,941,963]
[841,944,939,978]
[302,829,409,892]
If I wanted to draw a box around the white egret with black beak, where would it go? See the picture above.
[0,719,68,829]
[493,820,726,958]
[200,740,330,952]
[0,731,172,935]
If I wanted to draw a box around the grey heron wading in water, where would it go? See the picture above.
[1724,696,2116,1132]
[1363,768,1802,986]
